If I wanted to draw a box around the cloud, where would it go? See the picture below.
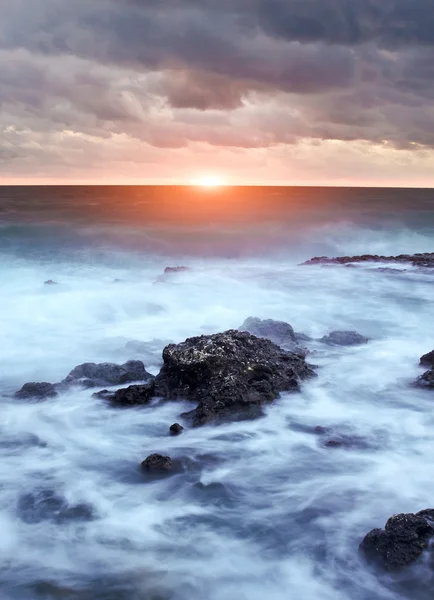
[1,0,434,181]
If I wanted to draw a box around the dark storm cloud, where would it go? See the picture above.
[1,0,434,171]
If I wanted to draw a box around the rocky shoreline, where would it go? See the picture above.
[8,257,434,582]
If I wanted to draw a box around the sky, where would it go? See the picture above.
[1,0,434,186]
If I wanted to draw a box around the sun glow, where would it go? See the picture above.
[191,174,226,188]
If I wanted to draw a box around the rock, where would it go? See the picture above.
[93,382,155,406]
[141,454,173,472]
[44,279,58,285]
[415,369,434,389]
[301,253,434,269]
[239,317,297,346]
[320,331,369,346]
[169,423,184,435]
[294,332,313,342]
[420,350,434,368]
[164,266,190,274]
[14,382,58,400]
[324,440,344,448]
[153,329,316,426]
[17,489,94,524]
[62,360,152,388]
[360,510,434,570]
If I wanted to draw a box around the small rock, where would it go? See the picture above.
[420,350,434,368]
[325,440,344,448]
[320,330,369,346]
[415,369,434,389]
[360,510,434,570]
[44,280,58,285]
[170,423,184,435]
[239,317,297,346]
[62,360,152,388]
[94,382,155,406]
[164,266,190,274]
[14,382,58,400]
[141,454,173,472]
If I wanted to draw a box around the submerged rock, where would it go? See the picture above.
[360,510,434,570]
[14,382,58,400]
[169,423,184,435]
[62,360,152,388]
[17,489,94,524]
[302,252,434,268]
[153,329,316,426]
[415,369,434,389]
[141,454,173,473]
[420,350,434,368]
[94,382,155,406]
[320,331,369,346]
[239,317,297,347]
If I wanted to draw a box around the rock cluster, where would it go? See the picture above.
[301,252,434,268]
[415,349,434,389]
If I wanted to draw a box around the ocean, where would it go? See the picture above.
[1,185,434,600]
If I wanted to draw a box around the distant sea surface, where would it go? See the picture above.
[1,186,434,600]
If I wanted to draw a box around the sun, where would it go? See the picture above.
[191,174,226,188]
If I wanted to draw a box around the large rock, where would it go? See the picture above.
[14,382,58,400]
[302,252,434,268]
[420,350,434,368]
[360,510,434,570]
[62,360,152,388]
[153,329,316,426]
[415,369,434,389]
[320,331,369,346]
[239,317,298,347]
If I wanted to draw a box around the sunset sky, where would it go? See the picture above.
[1,0,434,186]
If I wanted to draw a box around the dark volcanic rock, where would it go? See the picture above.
[141,454,173,472]
[302,252,434,268]
[360,510,434,570]
[62,360,152,388]
[415,369,434,389]
[14,382,58,400]
[320,330,369,346]
[17,489,94,524]
[420,350,434,368]
[93,382,155,406]
[239,317,298,347]
[169,423,184,435]
[154,329,316,426]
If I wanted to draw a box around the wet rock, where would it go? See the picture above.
[420,350,434,368]
[17,489,94,524]
[141,454,173,473]
[325,439,344,448]
[44,279,59,285]
[415,369,434,389]
[154,329,316,426]
[360,510,434,570]
[93,382,155,406]
[239,317,298,347]
[164,266,190,274]
[169,423,184,435]
[62,360,152,388]
[294,332,313,342]
[302,252,434,268]
[14,382,58,400]
[320,330,369,346]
